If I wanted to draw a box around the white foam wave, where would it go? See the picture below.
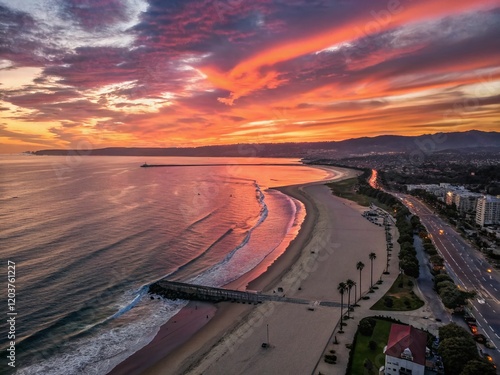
[187,187,296,288]
[15,296,187,375]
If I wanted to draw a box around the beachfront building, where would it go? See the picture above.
[405,183,465,202]
[453,192,482,214]
[406,184,449,199]
[476,195,500,227]
[383,324,427,375]
[444,186,468,206]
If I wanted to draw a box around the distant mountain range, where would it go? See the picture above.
[34,130,500,159]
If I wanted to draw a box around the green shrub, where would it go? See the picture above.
[324,354,337,364]
[359,318,376,336]
[368,340,377,350]
[384,297,394,308]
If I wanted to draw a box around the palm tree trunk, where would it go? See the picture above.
[370,260,373,289]
[339,294,344,332]
[359,271,362,297]
[347,289,351,317]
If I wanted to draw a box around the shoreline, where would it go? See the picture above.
[109,166,360,375]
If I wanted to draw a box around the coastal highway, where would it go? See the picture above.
[398,194,500,365]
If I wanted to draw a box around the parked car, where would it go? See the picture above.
[464,315,476,323]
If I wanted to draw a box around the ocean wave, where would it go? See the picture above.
[15,296,187,375]
[108,285,149,320]
[186,182,271,288]
[32,228,152,287]
[185,207,220,233]
[254,182,269,227]
[167,227,234,280]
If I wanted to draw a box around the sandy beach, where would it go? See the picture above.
[110,166,389,375]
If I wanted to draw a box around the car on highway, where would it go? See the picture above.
[468,322,478,334]
[464,315,476,323]
[484,354,496,369]
[485,341,496,349]
[473,334,486,343]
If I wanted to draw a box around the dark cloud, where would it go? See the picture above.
[0,124,58,146]
[7,90,81,108]
[176,90,232,113]
[59,0,130,31]
[221,115,246,122]
[177,117,208,124]
[0,5,53,67]
[43,47,136,88]
[9,99,119,123]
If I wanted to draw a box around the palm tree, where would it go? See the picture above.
[369,252,377,289]
[346,279,355,317]
[356,261,365,298]
[352,280,358,306]
[337,282,347,333]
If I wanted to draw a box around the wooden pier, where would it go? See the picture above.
[149,280,340,307]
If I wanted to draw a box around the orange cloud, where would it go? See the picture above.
[208,0,494,104]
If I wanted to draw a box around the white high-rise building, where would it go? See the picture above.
[476,195,500,227]
[454,192,482,214]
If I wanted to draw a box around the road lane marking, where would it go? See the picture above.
[490,325,495,332]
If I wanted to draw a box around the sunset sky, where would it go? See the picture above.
[1,0,499,153]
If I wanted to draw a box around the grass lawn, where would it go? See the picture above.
[348,318,393,375]
[327,178,392,211]
[370,274,424,311]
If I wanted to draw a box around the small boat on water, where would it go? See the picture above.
[141,162,149,168]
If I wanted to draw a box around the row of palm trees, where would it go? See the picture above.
[337,252,377,333]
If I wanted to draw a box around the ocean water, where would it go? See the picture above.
[0,156,331,375]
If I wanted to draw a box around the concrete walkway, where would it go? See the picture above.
[314,224,446,375]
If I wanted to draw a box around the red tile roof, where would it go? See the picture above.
[385,324,427,366]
